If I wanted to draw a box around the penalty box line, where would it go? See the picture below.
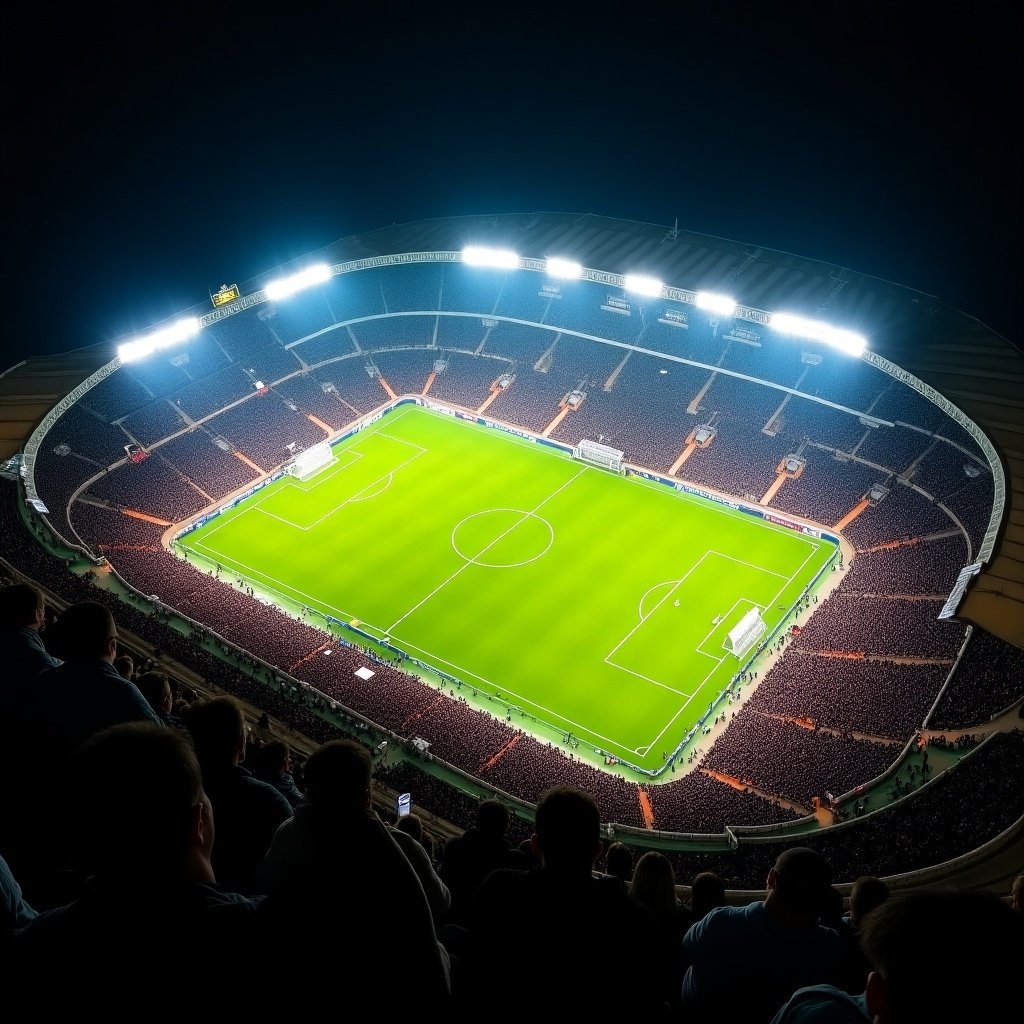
[247,435,428,533]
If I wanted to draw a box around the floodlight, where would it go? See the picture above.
[462,246,520,269]
[769,313,867,356]
[545,256,582,279]
[695,291,737,316]
[623,273,663,297]
[264,263,332,301]
[117,316,201,363]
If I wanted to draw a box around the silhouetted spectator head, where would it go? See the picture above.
[253,739,290,778]
[1011,874,1024,915]
[303,739,372,812]
[629,851,678,920]
[184,696,246,767]
[135,671,173,717]
[859,887,1022,1021]
[113,654,134,680]
[532,787,601,874]
[765,846,832,923]
[70,723,214,881]
[48,602,118,662]
[690,871,726,919]
[475,798,510,837]
[849,874,890,926]
[0,582,45,629]
[604,841,633,884]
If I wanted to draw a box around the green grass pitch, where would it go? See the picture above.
[177,404,835,774]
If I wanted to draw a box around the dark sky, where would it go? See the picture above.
[5,4,1020,364]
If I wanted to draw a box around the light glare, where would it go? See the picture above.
[695,291,737,316]
[117,317,201,363]
[264,263,332,301]
[546,256,582,279]
[770,312,867,356]
[623,273,663,297]
[462,246,520,269]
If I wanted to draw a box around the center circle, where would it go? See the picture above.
[451,509,554,568]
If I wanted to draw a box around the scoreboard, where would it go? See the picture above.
[211,283,240,308]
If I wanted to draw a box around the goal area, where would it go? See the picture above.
[574,438,625,474]
[286,441,336,480]
[724,607,767,658]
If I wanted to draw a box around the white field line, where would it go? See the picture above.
[384,465,588,634]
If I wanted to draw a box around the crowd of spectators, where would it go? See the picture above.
[746,652,947,739]
[929,628,1024,728]
[703,708,898,807]
[792,593,965,659]
[840,535,967,595]
[120,398,188,447]
[157,430,259,499]
[205,393,326,471]
[87,454,209,522]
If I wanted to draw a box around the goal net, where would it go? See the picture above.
[724,607,767,658]
[574,439,625,474]
[287,441,336,481]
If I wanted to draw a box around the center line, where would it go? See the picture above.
[385,466,586,633]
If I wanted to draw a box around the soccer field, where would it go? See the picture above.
[177,404,835,774]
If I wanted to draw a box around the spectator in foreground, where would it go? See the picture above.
[771,887,1022,1022]
[0,582,59,722]
[250,740,305,809]
[134,670,184,729]
[630,850,688,1011]
[19,601,161,759]
[838,875,891,993]
[681,846,846,1023]
[0,852,37,933]
[113,654,135,680]
[439,797,532,928]
[257,739,451,1008]
[11,724,263,1004]
[184,697,291,895]
[603,840,634,889]
[463,787,666,1018]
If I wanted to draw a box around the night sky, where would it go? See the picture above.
[6,4,1020,365]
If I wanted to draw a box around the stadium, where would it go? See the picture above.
[2,212,1022,899]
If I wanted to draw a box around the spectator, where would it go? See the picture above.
[838,875,891,993]
[113,654,134,680]
[184,697,291,895]
[134,670,184,729]
[463,787,666,1017]
[387,813,451,925]
[257,739,451,1008]
[771,887,1022,1022]
[11,724,263,1005]
[684,869,727,927]
[681,846,846,1023]
[250,740,305,809]
[630,850,688,1012]
[603,840,634,889]
[439,798,532,928]
[19,602,161,760]
[0,582,59,724]
[0,852,37,933]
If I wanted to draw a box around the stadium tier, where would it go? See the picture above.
[8,234,1019,888]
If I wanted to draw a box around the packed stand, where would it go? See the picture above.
[929,628,1024,727]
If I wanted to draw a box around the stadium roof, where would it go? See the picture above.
[1,212,1020,646]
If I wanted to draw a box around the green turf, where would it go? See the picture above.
[178,404,835,773]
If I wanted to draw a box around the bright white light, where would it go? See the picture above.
[545,256,582,279]
[462,246,520,269]
[117,317,201,363]
[770,312,867,356]
[623,273,663,297]
[695,291,737,316]
[264,263,332,301]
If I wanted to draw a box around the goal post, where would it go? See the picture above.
[574,438,625,474]
[286,441,336,481]
[724,607,767,658]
